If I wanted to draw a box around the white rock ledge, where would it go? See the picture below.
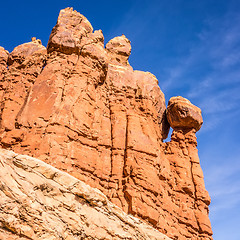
[0,148,171,240]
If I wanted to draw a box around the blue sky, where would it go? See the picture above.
[1,1,240,239]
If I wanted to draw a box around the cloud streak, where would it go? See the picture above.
[161,9,240,132]
[204,157,240,219]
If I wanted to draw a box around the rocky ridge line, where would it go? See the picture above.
[0,148,171,240]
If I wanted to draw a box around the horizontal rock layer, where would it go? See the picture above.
[0,7,212,240]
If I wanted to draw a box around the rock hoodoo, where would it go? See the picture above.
[0,7,212,240]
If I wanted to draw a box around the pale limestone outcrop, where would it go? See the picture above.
[0,148,171,240]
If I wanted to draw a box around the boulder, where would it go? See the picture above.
[167,96,203,131]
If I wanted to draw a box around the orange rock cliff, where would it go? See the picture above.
[0,7,212,240]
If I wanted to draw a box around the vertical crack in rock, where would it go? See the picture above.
[190,152,201,236]
[0,58,9,131]
[60,76,67,103]
[39,59,47,74]
[122,114,132,214]
[0,98,5,130]
[60,54,80,103]
[109,103,114,177]
[123,114,129,179]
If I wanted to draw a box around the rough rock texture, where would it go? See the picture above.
[167,96,203,131]
[0,148,171,240]
[0,7,212,240]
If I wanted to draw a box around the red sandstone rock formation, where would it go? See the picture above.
[0,7,212,240]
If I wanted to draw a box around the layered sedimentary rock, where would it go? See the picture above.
[0,7,212,239]
[0,149,170,240]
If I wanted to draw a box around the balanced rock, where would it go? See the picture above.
[167,96,203,131]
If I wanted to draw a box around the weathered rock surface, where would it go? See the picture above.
[0,47,9,74]
[167,96,203,131]
[0,148,171,240]
[0,7,212,240]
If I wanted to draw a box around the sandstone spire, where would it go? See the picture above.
[106,35,131,65]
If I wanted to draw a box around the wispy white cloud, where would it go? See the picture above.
[204,158,240,221]
[199,87,240,114]
[161,66,185,91]
[161,9,240,131]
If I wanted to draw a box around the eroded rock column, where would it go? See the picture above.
[165,96,212,239]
